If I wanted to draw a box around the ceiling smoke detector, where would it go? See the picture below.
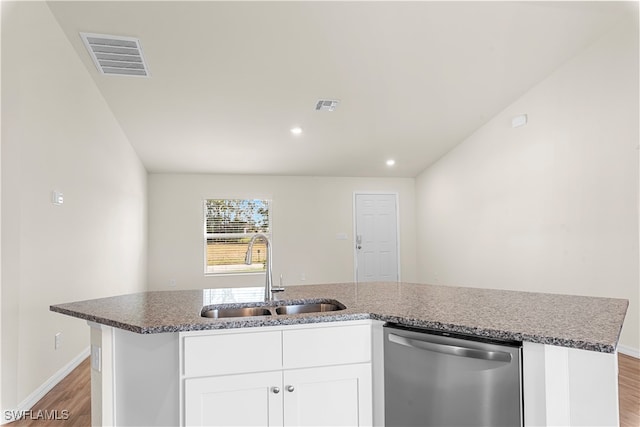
[315,99,340,112]
[80,32,150,77]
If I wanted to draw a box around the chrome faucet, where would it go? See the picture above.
[244,233,283,301]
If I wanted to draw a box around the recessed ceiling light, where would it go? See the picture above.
[290,127,303,135]
[386,159,396,166]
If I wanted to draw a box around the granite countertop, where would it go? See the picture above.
[50,281,628,353]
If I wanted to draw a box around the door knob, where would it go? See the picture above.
[272,386,280,394]
[286,385,295,392]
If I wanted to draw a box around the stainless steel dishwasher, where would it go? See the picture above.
[384,323,523,427]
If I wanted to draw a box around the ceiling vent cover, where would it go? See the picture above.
[80,33,150,77]
[315,99,340,112]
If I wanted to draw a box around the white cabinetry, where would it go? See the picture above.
[283,364,371,427]
[185,371,283,426]
[87,319,619,427]
[180,321,373,427]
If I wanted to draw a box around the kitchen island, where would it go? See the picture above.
[51,281,628,427]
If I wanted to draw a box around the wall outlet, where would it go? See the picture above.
[54,332,62,350]
[168,279,176,288]
[91,345,101,372]
[300,272,306,281]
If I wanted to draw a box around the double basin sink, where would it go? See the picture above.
[202,300,346,319]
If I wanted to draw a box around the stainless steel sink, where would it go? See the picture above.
[201,300,346,318]
[275,303,343,315]
[202,307,272,318]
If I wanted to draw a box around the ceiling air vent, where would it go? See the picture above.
[315,99,340,112]
[80,33,150,77]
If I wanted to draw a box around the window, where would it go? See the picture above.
[204,199,271,275]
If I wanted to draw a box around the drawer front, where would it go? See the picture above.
[283,324,371,369]
[183,330,282,377]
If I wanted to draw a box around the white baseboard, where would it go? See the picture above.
[2,347,90,424]
[617,344,640,359]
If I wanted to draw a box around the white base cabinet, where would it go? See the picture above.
[185,371,282,426]
[184,364,371,427]
[284,364,372,427]
[180,321,373,427]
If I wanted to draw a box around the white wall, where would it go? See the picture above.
[148,174,416,290]
[415,21,639,352]
[0,0,5,415]
[1,1,147,412]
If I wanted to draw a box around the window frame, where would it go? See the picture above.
[203,198,272,276]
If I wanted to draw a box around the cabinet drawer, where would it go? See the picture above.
[283,324,371,369]
[183,330,282,377]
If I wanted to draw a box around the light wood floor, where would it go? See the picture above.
[619,353,640,427]
[9,358,90,427]
[8,353,640,426]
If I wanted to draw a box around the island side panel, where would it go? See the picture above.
[89,322,115,427]
[371,320,385,427]
[114,329,180,426]
[567,347,619,426]
[522,342,619,426]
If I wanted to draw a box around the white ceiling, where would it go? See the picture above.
[47,1,635,177]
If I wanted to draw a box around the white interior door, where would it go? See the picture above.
[355,193,399,282]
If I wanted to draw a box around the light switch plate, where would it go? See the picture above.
[51,191,64,205]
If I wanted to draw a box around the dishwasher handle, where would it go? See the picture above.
[388,333,513,363]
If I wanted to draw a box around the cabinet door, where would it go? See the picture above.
[184,371,283,426]
[283,363,372,427]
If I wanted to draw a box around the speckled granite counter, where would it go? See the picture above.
[50,282,628,353]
